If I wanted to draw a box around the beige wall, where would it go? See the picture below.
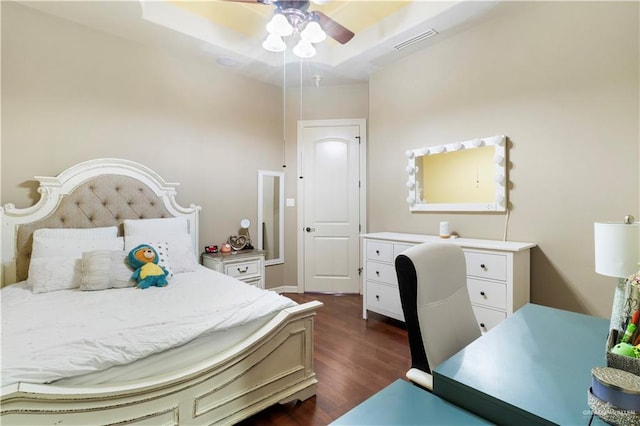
[369,1,639,318]
[1,2,284,278]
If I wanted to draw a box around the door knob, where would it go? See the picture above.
[305,227,316,232]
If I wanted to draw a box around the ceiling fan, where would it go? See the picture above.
[226,0,355,45]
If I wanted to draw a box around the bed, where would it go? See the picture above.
[0,158,322,425]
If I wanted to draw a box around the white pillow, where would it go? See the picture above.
[33,226,118,240]
[28,236,124,294]
[124,240,173,277]
[124,218,188,237]
[124,218,197,273]
[80,250,134,291]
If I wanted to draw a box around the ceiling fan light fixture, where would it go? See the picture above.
[300,21,326,44]
[266,13,293,37]
[262,34,286,52]
[293,39,316,58]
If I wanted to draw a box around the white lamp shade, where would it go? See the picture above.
[300,21,326,43]
[266,14,293,37]
[594,222,640,278]
[262,34,286,52]
[293,39,316,58]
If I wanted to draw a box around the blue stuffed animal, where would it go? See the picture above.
[126,244,169,289]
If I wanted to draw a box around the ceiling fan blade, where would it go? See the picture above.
[312,10,354,44]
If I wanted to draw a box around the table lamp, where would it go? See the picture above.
[594,216,640,332]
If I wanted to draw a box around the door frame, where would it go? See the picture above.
[296,118,367,293]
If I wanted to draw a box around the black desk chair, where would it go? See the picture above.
[396,242,481,390]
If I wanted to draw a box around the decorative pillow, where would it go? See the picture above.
[124,218,197,274]
[124,239,173,277]
[80,250,135,291]
[28,236,124,294]
[33,226,118,240]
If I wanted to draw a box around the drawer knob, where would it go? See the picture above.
[237,267,249,273]
[480,291,486,296]
[480,264,486,269]
[480,322,486,328]
[376,271,380,276]
[376,295,380,300]
[376,250,380,255]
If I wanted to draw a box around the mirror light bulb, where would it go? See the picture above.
[405,165,415,175]
[406,181,415,189]
[405,150,415,159]
[406,195,416,205]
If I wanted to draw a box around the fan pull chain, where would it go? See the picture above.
[282,50,287,169]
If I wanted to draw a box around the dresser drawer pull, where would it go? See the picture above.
[237,267,249,273]
[480,322,486,329]
[376,295,380,300]
[376,250,380,255]
[480,264,486,269]
[376,271,380,276]
[480,291,486,296]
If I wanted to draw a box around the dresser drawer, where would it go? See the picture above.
[366,261,397,285]
[366,241,393,262]
[465,251,507,282]
[366,281,403,319]
[467,278,507,310]
[472,305,507,332]
[223,259,261,279]
[393,244,413,259]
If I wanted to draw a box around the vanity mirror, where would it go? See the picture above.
[258,170,284,265]
[405,135,507,212]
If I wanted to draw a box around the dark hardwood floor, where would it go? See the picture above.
[238,293,411,426]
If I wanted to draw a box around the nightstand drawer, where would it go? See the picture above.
[201,251,266,289]
[224,260,261,278]
[366,241,393,262]
[366,261,397,285]
[366,281,403,319]
[467,278,507,310]
[465,251,507,281]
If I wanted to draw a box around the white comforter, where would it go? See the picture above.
[1,266,296,387]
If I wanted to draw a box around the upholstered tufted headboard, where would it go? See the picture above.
[1,159,201,286]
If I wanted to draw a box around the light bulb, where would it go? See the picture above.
[262,34,286,52]
[266,14,293,37]
[300,21,326,43]
[293,39,316,58]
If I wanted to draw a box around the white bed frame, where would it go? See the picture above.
[1,158,321,425]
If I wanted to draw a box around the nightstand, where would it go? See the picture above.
[201,250,266,289]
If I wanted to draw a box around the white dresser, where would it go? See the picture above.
[202,250,266,289]
[361,232,536,332]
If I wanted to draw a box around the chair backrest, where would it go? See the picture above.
[396,242,481,374]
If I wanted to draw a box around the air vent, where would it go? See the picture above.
[394,29,439,51]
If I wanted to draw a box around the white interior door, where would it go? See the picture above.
[297,119,365,293]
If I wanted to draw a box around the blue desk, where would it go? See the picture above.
[331,379,491,425]
[434,303,610,425]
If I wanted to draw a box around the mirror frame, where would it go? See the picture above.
[405,135,507,212]
[258,170,285,266]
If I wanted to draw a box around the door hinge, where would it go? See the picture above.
[359,224,361,232]
[358,267,363,275]
[356,136,361,144]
